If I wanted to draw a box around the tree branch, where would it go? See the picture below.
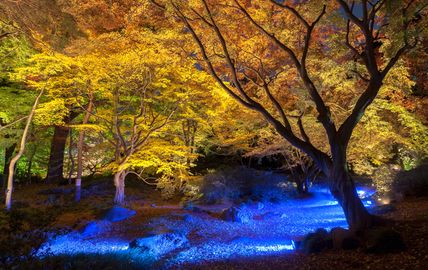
[0,116,28,132]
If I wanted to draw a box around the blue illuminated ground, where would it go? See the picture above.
[38,185,375,269]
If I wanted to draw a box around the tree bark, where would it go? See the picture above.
[67,129,75,185]
[75,99,93,202]
[5,90,43,210]
[172,0,417,232]
[1,143,16,190]
[114,170,126,205]
[329,165,372,231]
[26,144,37,184]
[46,124,70,184]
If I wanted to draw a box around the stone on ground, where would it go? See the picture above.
[129,232,188,256]
[221,206,252,224]
[103,205,136,222]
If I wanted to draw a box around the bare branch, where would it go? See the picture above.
[269,0,310,28]
[149,0,166,10]
[172,2,254,109]
[297,114,311,143]
[0,116,28,132]
[127,171,158,186]
[233,0,301,69]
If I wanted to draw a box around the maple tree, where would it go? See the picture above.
[160,0,427,230]
[0,0,426,236]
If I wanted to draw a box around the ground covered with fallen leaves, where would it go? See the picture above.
[182,197,428,270]
[2,177,428,269]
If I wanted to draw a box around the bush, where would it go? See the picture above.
[301,228,332,254]
[199,166,251,204]
[393,163,428,197]
[372,164,400,198]
[199,166,292,204]
[0,207,56,268]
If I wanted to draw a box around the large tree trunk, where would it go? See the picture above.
[46,124,70,184]
[1,144,16,189]
[329,166,372,231]
[114,170,126,205]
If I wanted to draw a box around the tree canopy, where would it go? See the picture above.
[0,0,427,230]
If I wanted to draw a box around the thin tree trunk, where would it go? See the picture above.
[2,143,16,190]
[5,90,43,210]
[114,170,126,205]
[67,129,75,185]
[26,144,37,184]
[75,99,93,202]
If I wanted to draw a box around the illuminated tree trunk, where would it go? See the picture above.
[114,170,126,205]
[75,99,93,202]
[172,0,417,232]
[329,165,372,231]
[67,130,75,185]
[5,90,43,210]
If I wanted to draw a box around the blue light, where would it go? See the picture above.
[357,190,365,197]
[356,186,377,199]
[38,184,375,268]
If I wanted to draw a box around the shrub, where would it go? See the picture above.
[199,167,250,204]
[372,164,400,198]
[199,166,291,204]
[393,163,428,197]
[0,206,56,268]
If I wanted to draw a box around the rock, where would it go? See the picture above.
[257,202,264,210]
[183,214,195,222]
[191,206,205,213]
[102,206,136,222]
[330,227,359,250]
[182,201,194,210]
[221,206,252,224]
[183,202,207,214]
[129,232,188,256]
[45,194,60,205]
[365,227,406,254]
[81,221,111,237]
[262,211,279,220]
[331,227,348,249]
[301,228,332,254]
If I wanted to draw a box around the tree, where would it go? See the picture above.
[74,92,93,201]
[79,30,196,204]
[0,21,35,188]
[165,0,426,230]
[15,52,85,184]
[0,0,82,50]
[5,89,43,210]
[45,113,78,184]
[244,129,321,194]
